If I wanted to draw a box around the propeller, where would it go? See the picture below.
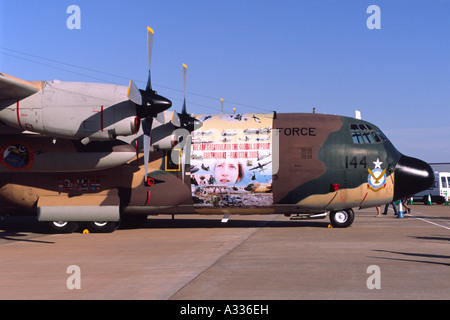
[177,63,201,132]
[170,63,202,183]
[127,27,172,184]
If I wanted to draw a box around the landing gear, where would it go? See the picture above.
[83,221,119,233]
[329,209,355,228]
[45,221,79,233]
[44,221,119,233]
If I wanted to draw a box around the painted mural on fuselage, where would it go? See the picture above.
[190,113,273,209]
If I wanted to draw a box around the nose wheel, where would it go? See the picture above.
[329,209,355,228]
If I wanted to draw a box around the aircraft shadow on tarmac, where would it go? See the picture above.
[410,214,450,221]
[138,217,330,229]
[412,235,450,242]
[0,215,330,237]
[370,249,450,267]
[0,216,55,243]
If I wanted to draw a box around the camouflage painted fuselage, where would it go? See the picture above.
[0,112,428,219]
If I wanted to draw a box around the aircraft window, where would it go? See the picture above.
[351,125,389,144]
[351,125,363,143]
[375,130,388,141]
[364,124,381,142]
[358,124,368,131]
[352,132,362,144]
[360,132,370,143]
[363,131,376,143]
[371,131,381,142]
[441,176,448,188]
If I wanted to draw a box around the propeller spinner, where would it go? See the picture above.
[127,27,172,184]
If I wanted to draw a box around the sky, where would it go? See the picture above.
[1,0,449,163]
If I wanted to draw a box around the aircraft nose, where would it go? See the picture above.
[393,155,434,200]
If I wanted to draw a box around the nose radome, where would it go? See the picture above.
[393,155,434,201]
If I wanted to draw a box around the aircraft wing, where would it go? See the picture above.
[0,72,42,102]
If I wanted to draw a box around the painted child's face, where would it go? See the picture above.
[215,161,239,185]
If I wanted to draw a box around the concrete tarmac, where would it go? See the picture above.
[0,204,448,300]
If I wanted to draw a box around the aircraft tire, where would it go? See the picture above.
[84,221,119,233]
[329,209,354,228]
[46,221,79,233]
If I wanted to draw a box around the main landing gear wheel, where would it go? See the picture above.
[84,221,119,233]
[329,209,355,228]
[46,221,79,233]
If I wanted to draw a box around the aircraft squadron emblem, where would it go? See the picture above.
[0,143,34,171]
[367,158,386,192]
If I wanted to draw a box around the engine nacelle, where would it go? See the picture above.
[116,116,141,136]
[151,133,178,151]
[0,81,139,143]
[0,135,136,173]
[150,122,179,151]
[81,116,140,144]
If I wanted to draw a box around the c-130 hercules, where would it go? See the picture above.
[0,27,434,233]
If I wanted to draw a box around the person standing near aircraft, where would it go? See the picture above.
[401,198,411,213]
[383,202,398,215]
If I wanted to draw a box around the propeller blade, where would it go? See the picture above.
[171,109,181,127]
[177,62,202,132]
[180,148,185,183]
[127,80,142,105]
[130,27,172,118]
[142,117,153,184]
[182,63,187,114]
[126,27,173,183]
[146,26,154,91]
[180,134,191,184]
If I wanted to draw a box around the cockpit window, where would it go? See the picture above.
[351,124,389,144]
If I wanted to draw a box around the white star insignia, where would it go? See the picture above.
[373,158,383,169]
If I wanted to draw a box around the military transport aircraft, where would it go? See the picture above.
[0,27,434,233]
